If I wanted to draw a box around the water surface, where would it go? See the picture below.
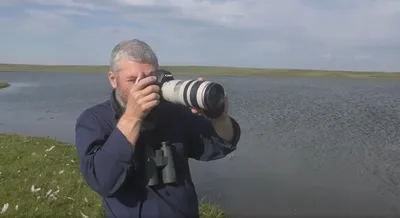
[1,72,400,217]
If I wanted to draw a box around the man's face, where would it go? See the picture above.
[108,59,155,107]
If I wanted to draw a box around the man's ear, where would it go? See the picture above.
[108,71,117,89]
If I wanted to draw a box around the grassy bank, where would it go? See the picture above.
[1,63,400,79]
[0,82,10,89]
[0,134,226,218]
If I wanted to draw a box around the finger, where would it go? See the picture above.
[222,97,229,115]
[132,75,157,92]
[139,84,160,97]
[135,72,144,84]
[141,100,160,111]
[191,108,199,114]
[138,93,160,105]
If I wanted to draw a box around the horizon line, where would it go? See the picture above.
[0,63,398,73]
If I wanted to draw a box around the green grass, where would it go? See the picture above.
[0,82,10,89]
[0,133,227,218]
[1,63,400,80]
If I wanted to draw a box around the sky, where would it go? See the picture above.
[1,0,400,72]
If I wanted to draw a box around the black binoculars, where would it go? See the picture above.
[145,141,177,186]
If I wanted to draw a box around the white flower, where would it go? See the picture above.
[45,146,55,152]
[80,211,89,218]
[31,185,41,193]
[15,205,18,211]
[59,170,64,174]
[1,203,9,214]
[46,189,52,197]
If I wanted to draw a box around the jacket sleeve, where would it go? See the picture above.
[74,110,136,197]
[182,107,241,161]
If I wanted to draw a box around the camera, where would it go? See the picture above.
[150,69,226,119]
[145,141,176,186]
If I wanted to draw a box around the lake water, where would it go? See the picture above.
[1,72,400,217]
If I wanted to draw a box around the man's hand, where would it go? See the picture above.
[122,72,160,121]
[117,72,160,145]
[190,77,234,142]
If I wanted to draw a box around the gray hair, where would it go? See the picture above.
[109,39,159,73]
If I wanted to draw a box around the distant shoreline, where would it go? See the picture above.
[1,63,400,80]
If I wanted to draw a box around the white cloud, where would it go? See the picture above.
[55,9,93,16]
[1,0,399,71]
[117,0,158,7]
[28,0,111,11]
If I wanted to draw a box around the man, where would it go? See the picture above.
[74,39,241,218]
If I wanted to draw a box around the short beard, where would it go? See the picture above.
[115,87,126,110]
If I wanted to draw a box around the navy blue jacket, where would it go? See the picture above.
[74,90,241,218]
